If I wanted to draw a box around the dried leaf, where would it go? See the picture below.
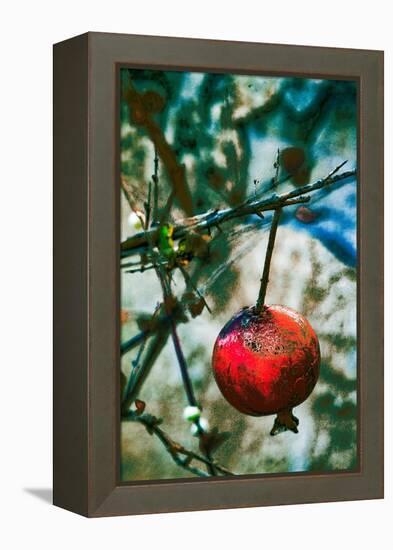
[182,291,205,318]
[188,298,205,318]
[184,231,211,259]
[199,427,230,454]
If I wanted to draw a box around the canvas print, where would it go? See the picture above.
[119,68,357,481]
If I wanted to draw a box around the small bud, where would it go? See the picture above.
[190,417,209,436]
[134,399,146,415]
[183,405,201,422]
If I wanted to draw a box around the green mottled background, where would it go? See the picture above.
[120,69,357,480]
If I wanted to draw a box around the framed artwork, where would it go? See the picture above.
[53,32,384,517]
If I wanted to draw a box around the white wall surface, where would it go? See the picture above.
[0,1,391,548]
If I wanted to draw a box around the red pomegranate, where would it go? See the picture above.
[212,304,320,435]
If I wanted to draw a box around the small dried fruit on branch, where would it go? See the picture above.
[295,205,318,223]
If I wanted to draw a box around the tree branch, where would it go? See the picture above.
[121,163,356,257]
[124,411,235,477]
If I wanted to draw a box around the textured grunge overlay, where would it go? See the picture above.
[120,68,357,481]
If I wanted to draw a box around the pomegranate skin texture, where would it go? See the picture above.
[212,305,320,434]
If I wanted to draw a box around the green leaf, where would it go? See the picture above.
[158,224,175,259]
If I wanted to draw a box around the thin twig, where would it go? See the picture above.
[152,144,159,224]
[124,412,236,476]
[121,163,355,257]
[120,175,134,210]
[121,328,170,414]
[122,338,147,408]
[255,207,282,312]
[178,264,212,314]
[159,190,176,225]
[273,148,280,186]
[121,331,146,356]
[157,268,218,476]
[145,178,152,230]
[170,319,217,475]
[125,264,157,274]
[121,311,174,356]
[169,318,198,407]
[120,259,146,269]
[156,269,197,407]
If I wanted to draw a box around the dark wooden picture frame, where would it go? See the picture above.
[53,32,383,517]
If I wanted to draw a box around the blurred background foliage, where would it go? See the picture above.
[120,68,357,480]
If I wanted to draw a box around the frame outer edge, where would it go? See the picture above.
[53,33,90,517]
[360,50,384,498]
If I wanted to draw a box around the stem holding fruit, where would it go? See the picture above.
[255,207,282,313]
